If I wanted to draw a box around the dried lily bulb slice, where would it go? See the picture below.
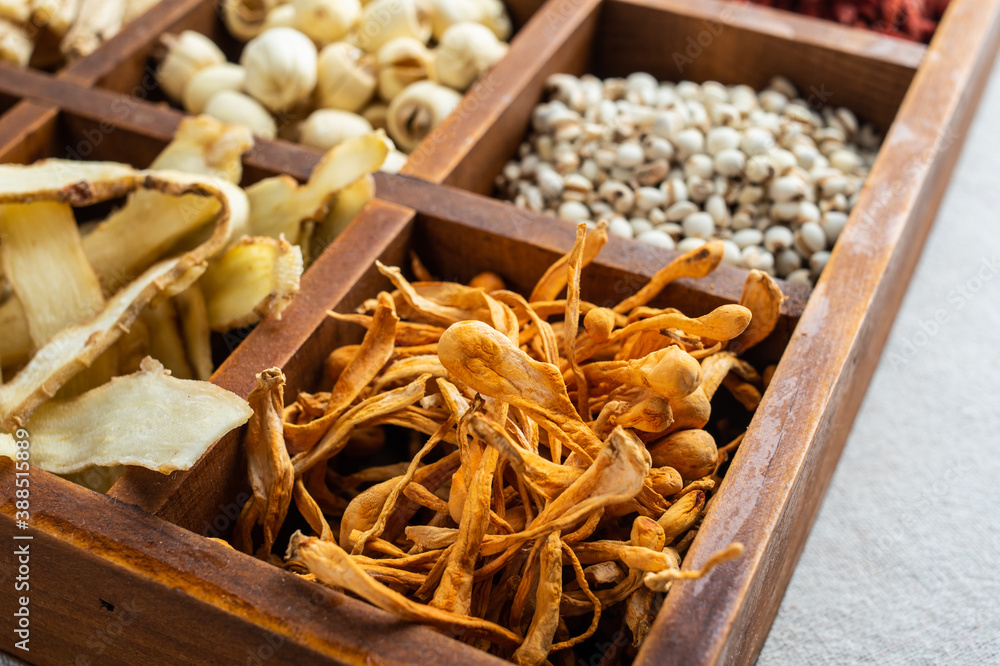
[438,319,602,460]
[287,532,522,647]
[235,368,294,559]
[613,241,725,314]
[728,269,786,354]
[513,530,563,666]
[200,235,304,330]
[1,357,251,474]
[529,220,608,303]
[642,543,744,592]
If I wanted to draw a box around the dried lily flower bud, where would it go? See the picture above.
[647,429,718,480]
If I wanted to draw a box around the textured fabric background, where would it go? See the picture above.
[758,48,1000,666]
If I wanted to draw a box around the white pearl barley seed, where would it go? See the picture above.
[732,227,764,249]
[637,229,675,249]
[630,218,653,235]
[558,201,590,222]
[607,216,633,238]
[677,237,707,252]
[682,212,715,239]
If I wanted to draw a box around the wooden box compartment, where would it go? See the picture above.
[0,90,16,116]
[0,96,388,389]
[67,0,549,156]
[2,184,807,665]
[404,0,928,190]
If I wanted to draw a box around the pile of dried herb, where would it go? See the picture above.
[236,226,784,663]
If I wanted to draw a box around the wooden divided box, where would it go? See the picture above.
[1,0,999,663]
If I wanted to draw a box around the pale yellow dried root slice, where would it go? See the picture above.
[82,119,251,289]
[0,296,31,371]
[59,0,124,60]
[0,201,104,348]
[174,283,213,380]
[138,298,194,380]
[199,235,304,331]
[0,161,247,430]
[2,357,251,474]
[0,17,32,66]
[310,174,375,264]
[246,132,390,244]
[0,0,30,23]
[32,0,81,38]
[150,116,253,183]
